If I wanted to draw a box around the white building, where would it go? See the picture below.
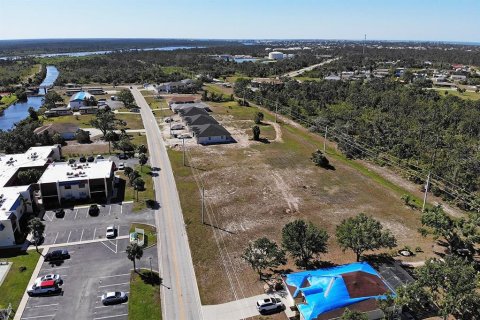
[0,146,61,247]
[268,51,284,60]
[68,91,94,111]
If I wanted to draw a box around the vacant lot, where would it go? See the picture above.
[168,101,437,305]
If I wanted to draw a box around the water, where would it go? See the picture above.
[0,46,204,60]
[234,57,259,63]
[0,65,59,130]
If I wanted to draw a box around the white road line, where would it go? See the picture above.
[25,303,59,309]
[115,240,118,254]
[74,209,78,220]
[53,232,58,244]
[100,241,116,254]
[98,282,129,288]
[93,313,128,320]
[98,273,130,279]
[94,302,127,309]
[108,205,112,215]
[118,225,120,237]
[120,205,123,215]
[67,231,71,243]
[85,208,89,218]
[80,229,84,242]
[93,228,97,240]
[41,266,70,271]
[21,315,55,319]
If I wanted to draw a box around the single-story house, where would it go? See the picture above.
[66,88,82,96]
[34,123,79,140]
[251,78,283,87]
[171,102,210,113]
[184,114,219,127]
[177,106,209,118]
[325,75,341,81]
[191,123,233,145]
[79,106,99,114]
[44,107,73,117]
[167,95,199,107]
[283,262,396,320]
[156,79,196,93]
[87,87,105,95]
[68,91,94,110]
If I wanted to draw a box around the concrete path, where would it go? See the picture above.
[131,87,203,320]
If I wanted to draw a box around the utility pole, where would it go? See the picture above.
[182,138,186,166]
[149,256,153,278]
[201,187,205,224]
[323,126,328,152]
[422,136,440,212]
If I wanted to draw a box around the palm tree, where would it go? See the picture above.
[18,194,32,231]
[104,131,116,154]
[126,243,143,272]
[133,178,145,201]
[28,218,45,253]
[138,153,148,173]
[137,144,147,154]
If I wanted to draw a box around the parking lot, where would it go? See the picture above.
[21,240,158,320]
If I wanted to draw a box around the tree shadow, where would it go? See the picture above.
[139,270,161,286]
[363,253,395,265]
[308,260,338,269]
[204,222,236,235]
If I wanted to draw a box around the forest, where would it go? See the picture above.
[0,59,45,87]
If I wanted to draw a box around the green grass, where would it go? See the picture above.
[116,114,144,130]
[433,88,480,101]
[0,94,18,108]
[119,164,154,211]
[0,251,41,312]
[129,223,157,247]
[128,270,162,320]
[43,114,96,128]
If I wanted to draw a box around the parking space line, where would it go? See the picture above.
[93,314,128,320]
[120,205,123,215]
[80,229,84,242]
[98,273,130,279]
[25,303,59,309]
[85,208,89,218]
[74,209,78,220]
[98,282,129,288]
[94,302,127,309]
[21,315,55,319]
[108,205,112,215]
[41,266,70,271]
[93,228,97,240]
[53,232,58,244]
[100,241,116,254]
[67,230,71,243]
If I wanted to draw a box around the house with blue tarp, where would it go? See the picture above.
[283,262,396,320]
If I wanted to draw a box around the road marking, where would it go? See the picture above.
[21,315,55,319]
[120,205,123,215]
[74,209,78,220]
[94,302,127,309]
[108,205,112,215]
[98,273,130,279]
[85,208,89,218]
[25,303,59,309]
[100,241,116,254]
[80,229,84,242]
[93,228,97,240]
[41,266,70,271]
[53,232,58,244]
[98,282,129,288]
[93,313,128,319]
[66,231,71,243]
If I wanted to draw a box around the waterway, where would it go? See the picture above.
[0,66,59,131]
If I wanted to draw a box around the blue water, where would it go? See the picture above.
[234,57,259,63]
[0,66,58,130]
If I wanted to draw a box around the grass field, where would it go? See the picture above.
[432,88,480,101]
[129,223,157,247]
[116,113,144,130]
[0,251,41,312]
[168,100,437,304]
[128,270,162,320]
[119,164,154,211]
[43,114,96,128]
[0,94,18,108]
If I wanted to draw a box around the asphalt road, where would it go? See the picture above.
[282,57,340,77]
[131,87,203,320]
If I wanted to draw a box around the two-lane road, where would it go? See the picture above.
[131,87,203,320]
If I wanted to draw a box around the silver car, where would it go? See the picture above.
[101,291,128,305]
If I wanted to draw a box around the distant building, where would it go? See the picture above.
[156,79,197,93]
[65,88,82,96]
[167,95,199,107]
[34,123,79,140]
[79,106,99,114]
[171,102,210,113]
[451,74,467,81]
[68,91,94,110]
[44,107,73,118]
[87,87,105,95]
[251,78,283,87]
[177,106,209,118]
[268,51,284,60]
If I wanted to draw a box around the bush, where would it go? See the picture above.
[311,150,330,168]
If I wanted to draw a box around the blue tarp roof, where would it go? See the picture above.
[285,262,394,320]
[71,91,91,101]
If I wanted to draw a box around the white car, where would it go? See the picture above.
[118,163,125,170]
[35,274,62,285]
[256,297,284,314]
[106,226,116,239]
[101,291,128,305]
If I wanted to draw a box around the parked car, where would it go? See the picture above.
[87,156,95,162]
[79,156,86,163]
[164,117,173,123]
[178,133,191,139]
[44,250,70,262]
[118,153,128,160]
[96,155,104,160]
[36,274,63,285]
[171,124,184,130]
[118,163,125,170]
[111,96,116,100]
[101,291,128,305]
[88,204,100,216]
[106,226,116,239]
[54,208,65,218]
[256,297,284,314]
[27,280,61,296]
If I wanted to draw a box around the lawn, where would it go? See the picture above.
[129,223,157,247]
[118,164,154,211]
[128,270,162,320]
[0,94,18,108]
[433,88,480,101]
[116,114,144,130]
[0,251,41,312]
[43,114,96,128]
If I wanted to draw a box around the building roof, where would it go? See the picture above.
[185,114,219,126]
[178,106,209,117]
[167,96,198,104]
[34,123,79,135]
[191,124,231,138]
[38,160,114,184]
[284,262,394,320]
[173,102,210,112]
[70,91,93,102]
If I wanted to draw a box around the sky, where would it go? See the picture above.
[0,0,479,42]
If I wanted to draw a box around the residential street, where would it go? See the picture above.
[131,87,204,320]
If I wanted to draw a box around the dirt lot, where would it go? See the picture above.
[167,101,438,305]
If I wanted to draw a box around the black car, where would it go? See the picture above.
[54,209,65,218]
[79,156,86,163]
[118,153,128,160]
[87,156,95,162]
[88,204,100,216]
[44,250,70,262]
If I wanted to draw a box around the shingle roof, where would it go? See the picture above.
[178,106,209,117]
[185,114,218,126]
[191,124,231,138]
[34,123,79,135]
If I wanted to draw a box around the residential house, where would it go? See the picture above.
[44,107,73,118]
[34,123,79,140]
[171,102,210,113]
[167,95,199,107]
[190,124,233,145]
[68,91,94,110]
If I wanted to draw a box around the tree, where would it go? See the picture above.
[242,237,286,279]
[254,112,264,124]
[336,213,397,261]
[128,170,140,186]
[282,219,329,268]
[17,169,43,185]
[104,131,118,154]
[114,135,135,157]
[340,309,368,320]
[43,90,63,109]
[311,150,330,168]
[28,107,38,121]
[117,89,135,107]
[124,166,133,177]
[28,218,45,253]
[52,133,65,145]
[75,129,91,143]
[137,144,147,154]
[90,109,123,138]
[133,178,145,201]
[138,153,148,172]
[126,243,143,272]
[252,125,261,141]
[397,255,480,320]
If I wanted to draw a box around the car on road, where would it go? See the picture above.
[88,204,100,216]
[106,226,116,239]
[256,297,284,314]
[118,153,128,160]
[44,249,70,262]
[118,163,125,170]
[35,274,63,285]
[101,291,128,305]
[54,208,65,218]
[27,280,61,296]
[79,156,86,163]
[87,156,95,162]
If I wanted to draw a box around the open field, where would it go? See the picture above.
[432,88,480,101]
[128,270,162,320]
[117,113,144,130]
[61,133,147,157]
[144,96,168,110]
[43,114,96,127]
[168,101,437,304]
[0,251,41,311]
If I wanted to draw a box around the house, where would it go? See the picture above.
[68,91,94,110]
[44,107,73,117]
[184,114,219,127]
[251,78,283,87]
[283,262,396,320]
[324,75,341,81]
[177,106,209,118]
[167,95,198,107]
[79,106,99,114]
[65,88,82,96]
[34,123,79,140]
[64,83,80,89]
[451,74,467,81]
[87,87,105,95]
[37,160,115,208]
[171,102,210,113]
[0,146,61,247]
[156,79,197,93]
[190,124,233,145]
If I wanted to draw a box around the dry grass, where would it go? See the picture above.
[168,102,436,305]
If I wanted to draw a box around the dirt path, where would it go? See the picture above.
[264,120,283,143]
